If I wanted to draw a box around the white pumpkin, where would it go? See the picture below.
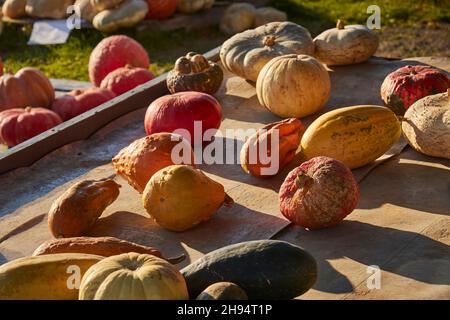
[26,0,75,19]
[220,21,314,82]
[220,2,255,35]
[314,20,379,66]
[402,89,450,159]
[177,0,214,14]
[256,54,331,118]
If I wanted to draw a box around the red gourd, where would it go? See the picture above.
[88,35,150,87]
[100,66,155,96]
[52,87,116,121]
[279,156,359,230]
[381,65,450,115]
[146,0,177,20]
[0,67,55,112]
[144,91,222,146]
[0,107,62,147]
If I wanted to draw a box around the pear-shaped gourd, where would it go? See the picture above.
[142,165,233,231]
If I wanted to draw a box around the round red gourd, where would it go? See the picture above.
[0,67,55,112]
[144,91,222,146]
[146,0,177,20]
[88,35,150,87]
[279,156,359,230]
[52,87,116,121]
[100,66,155,96]
[381,65,450,115]
[0,107,62,147]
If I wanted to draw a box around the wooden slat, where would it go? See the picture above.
[0,47,220,174]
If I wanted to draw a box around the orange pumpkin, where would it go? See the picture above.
[0,67,55,111]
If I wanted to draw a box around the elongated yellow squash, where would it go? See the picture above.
[301,105,401,169]
[0,253,103,300]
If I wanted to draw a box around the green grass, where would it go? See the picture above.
[0,0,448,81]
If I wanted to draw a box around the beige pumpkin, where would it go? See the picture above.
[92,0,148,32]
[256,54,330,118]
[2,0,27,19]
[220,21,314,82]
[74,0,100,22]
[26,0,75,19]
[254,7,287,27]
[220,2,255,35]
[91,0,124,11]
[177,0,214,14]
[79,252,189,300]
[402,89,450,159]
[314,20,379,66]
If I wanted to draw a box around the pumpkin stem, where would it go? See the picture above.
[263,35,276,46]
[25,106,32,112]
[447,88,450,97]
[166,254,186,264]
[336,19,345,29]
[223,193,234,208]
[295,172,314,195]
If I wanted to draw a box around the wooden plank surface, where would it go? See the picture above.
[0,56,449,299]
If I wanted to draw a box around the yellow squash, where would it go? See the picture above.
[0,253,103,300]
[301,105,401,169]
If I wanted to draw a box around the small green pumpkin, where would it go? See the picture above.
[166,52,223,95]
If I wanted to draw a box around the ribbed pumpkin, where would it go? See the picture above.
[220,21,314,82]
[89,35,150,86]
[0,67,55,111]
[167,52,223,95]
[0,107,62,147]
[146,0,177,20]
[257,54,330,118]
[79,253,189,300]
[100,65,155,96]
[52,87,116,121]
[380,65,450,115]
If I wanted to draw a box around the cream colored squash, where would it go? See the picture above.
[177,0,214,14]
[26,0,75,19]
[256,54,330,118]
[74,0,100,22]
[79,252,189,300]
[220,2,255,35]
[314,20,379,66]
[92,0,148,32]
[254,7,287,27]
[2,0,27,19]
[220,21,314,82]
[402,89,450,159]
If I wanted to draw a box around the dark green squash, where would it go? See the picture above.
[181,240,317,300]
[166,52,223,95]
[196,282,248,300]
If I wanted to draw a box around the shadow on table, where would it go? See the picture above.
[0,253,6,266]
[278,220,450,295]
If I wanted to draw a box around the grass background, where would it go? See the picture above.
[0,0,449,81]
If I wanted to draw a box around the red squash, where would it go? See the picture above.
[279,156,359,230]
[381,65,450,115]
[146,0,177,20]
[144,91,222,145]
[89,35,150,87]
[0,67,55,112]
[0,107,62,147]
[52,87,116,121]
[100,66,155,96]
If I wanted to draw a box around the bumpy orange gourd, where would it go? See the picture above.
[240,118,305,178]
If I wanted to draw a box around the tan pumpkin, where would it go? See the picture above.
[402,89,450,159]
[256,54,330,118]
[254,7,287,27]
[220,21,314,82]
[177,0,214,14]
[220,2,255,35]
[91,0,124,11]
[26,0,75,19]
[92,0,148,32]
[314,20,379,66]
[79,253,189,300]
[2,0,27,19]
[0,67,55,111]
[74,0,100,22]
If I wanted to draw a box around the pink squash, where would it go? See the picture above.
[100,66,155,96]
[88,35,150,86]
[279,156,359,230]
[0,107,62,147]
[52,87,116,121]
[144,91,222,146]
